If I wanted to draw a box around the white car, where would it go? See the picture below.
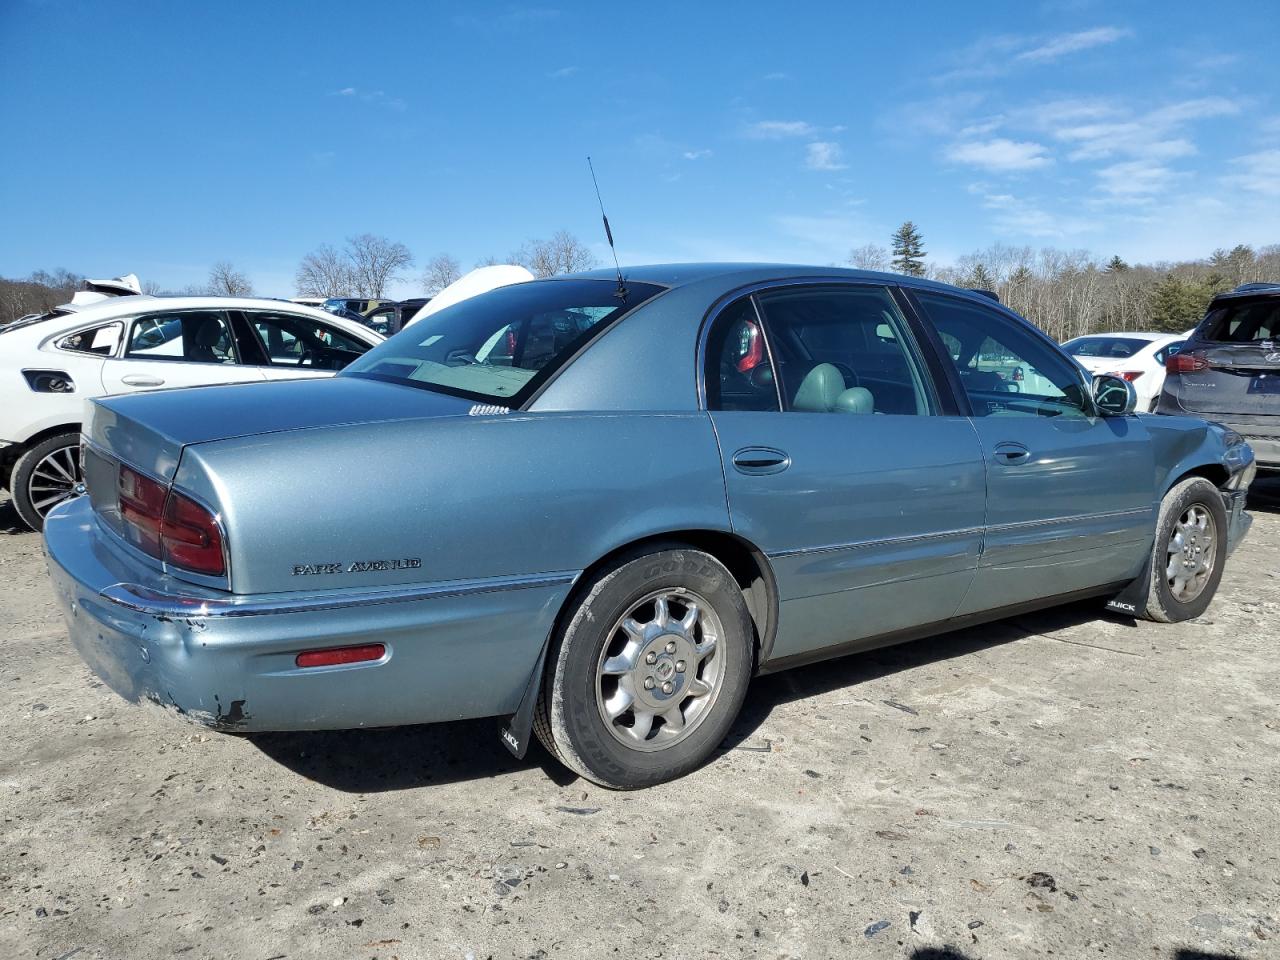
[0,295,382,530]
[1061,332,1187,413]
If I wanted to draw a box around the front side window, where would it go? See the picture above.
[56,322,122,356]
[343,279,663,405]
[752,285,935,415]
[244,312,369,369]
[915,291,1088,418]
[125,311,237,364]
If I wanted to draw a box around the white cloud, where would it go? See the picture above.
[682,149,713,160]
[548,66,579,78]
[335,87,356,96]
[947,138,1053,171]
[804,142,847,171]
[978,191,1098,237]
[743,120,815,140]
[1224,149,1280,197]
[1016,26,1130,63]
[1096,160,1181,196]
[762,71,790,81]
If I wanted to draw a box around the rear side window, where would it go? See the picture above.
[56,322,122,356]
[125,311,238,364]
[706,297,780,412]
[1201,299,1280,343]
[753,285,935,415]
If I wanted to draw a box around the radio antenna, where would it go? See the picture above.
[587,156,627,298]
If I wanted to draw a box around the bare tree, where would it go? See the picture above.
[207,261,254,297]
[422,253,462,295]
[474,255,503,268]
[346,234,413,298]
[511,230,597,278]
[295,243,354,298]
[848,243,890,271]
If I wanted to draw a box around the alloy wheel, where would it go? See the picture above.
[1166,503,1217,603]
[27,443,83,518]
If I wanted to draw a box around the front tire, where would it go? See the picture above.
[534,546,754,789]
[1143,477,1228,623]
[11,432,83,533]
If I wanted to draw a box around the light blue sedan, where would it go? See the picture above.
[44,265,1255,788]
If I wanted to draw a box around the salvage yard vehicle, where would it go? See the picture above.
[44,265,1256,789]
[1156,282,1280,470]
[1,295,383,531]
[1063,331,1185,412]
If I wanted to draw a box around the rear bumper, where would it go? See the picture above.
[44,496,573,732]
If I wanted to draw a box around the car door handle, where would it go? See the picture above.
[992,441,1031,465]
[121,374,165,387]
[731,447,790,475]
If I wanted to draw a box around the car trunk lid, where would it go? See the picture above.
[1166,341,1280,415]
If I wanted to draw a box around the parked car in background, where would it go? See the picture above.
[1157,282,1280,470]
[1062,332,1185,412]
[44,264,1254,789]
[361,298,432,337]
[0,295,383,530]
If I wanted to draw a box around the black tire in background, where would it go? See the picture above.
[11,431,83,533]
[1143,476,1229,623]
[535,545,754,789]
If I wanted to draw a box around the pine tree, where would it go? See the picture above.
[891,222,927,277]
[1105,255,1128,272]
[967,263,995,290]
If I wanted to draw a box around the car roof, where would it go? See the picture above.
[1211,282,1280,302]
[2,295,382,342]
[1064,332,1175,343]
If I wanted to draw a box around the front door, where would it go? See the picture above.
[705,284,987,664]
[909,289,1155,613]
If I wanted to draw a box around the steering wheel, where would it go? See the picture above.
[445,349,477,367]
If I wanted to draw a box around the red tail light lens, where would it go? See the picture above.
[162,491,225,576]
[1117,370,1144,382]
[117,466,225,576]
[1167,353,1208,374]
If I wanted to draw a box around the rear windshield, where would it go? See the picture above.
[341,278,663,406]
[1063,336,1149,358]
[1200,298,1280,343]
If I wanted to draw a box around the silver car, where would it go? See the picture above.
[45,265,1255,788]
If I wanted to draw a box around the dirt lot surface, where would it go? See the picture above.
[2,481,1278,960]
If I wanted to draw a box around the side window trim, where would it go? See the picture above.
[746,293,785,412]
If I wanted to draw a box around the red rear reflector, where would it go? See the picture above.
[295,644,386,668]
[1118,370,1144,381]
[1167,353,1208,373]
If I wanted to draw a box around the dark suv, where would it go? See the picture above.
[1157,282,1280,469]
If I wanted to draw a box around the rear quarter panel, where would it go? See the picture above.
[173,412,732,595]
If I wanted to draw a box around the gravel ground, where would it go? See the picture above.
[2,480,1278,960]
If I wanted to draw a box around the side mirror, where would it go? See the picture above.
[1092,373,1137,416]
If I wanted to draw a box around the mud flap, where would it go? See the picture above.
[1104,551,1152,617]
[499,635,552,759]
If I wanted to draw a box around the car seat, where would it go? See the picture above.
[792,362,875,413]
[189,317,227,363]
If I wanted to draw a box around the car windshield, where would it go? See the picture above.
[342,279,663,405]
[1063,336,1149,358]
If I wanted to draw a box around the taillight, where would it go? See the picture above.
[1167,353,1208,374]
[118,466,225,576]
[1117,370,1144,381]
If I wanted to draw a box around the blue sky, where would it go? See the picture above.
[2,0,1277,296]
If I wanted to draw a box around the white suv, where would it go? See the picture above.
[0,295,383,530]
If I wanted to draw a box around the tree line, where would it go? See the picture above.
[855,221,1280,341]
[4,223,1276,338]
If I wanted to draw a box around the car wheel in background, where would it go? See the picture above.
[1143,476,1228,623]
[535,545,754,788]
[11,431,83,533]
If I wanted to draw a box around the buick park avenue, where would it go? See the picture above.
[45,265,1255,788]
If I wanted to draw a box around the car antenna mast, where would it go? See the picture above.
[588,156,627,298]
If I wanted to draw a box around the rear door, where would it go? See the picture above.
[908,289,1155,612]
[705,283,987,664]
[1167,296,1280,417]
[101,309,265,394]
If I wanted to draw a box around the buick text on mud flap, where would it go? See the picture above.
[291,558,422,576]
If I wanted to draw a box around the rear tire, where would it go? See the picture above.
[11,432,83,533]
[1142,477,1228,623]
[535,545,754,789]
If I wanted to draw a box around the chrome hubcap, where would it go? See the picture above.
[595,589,724,752]
[1166,504,1216,603]
[27,443,83,518]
